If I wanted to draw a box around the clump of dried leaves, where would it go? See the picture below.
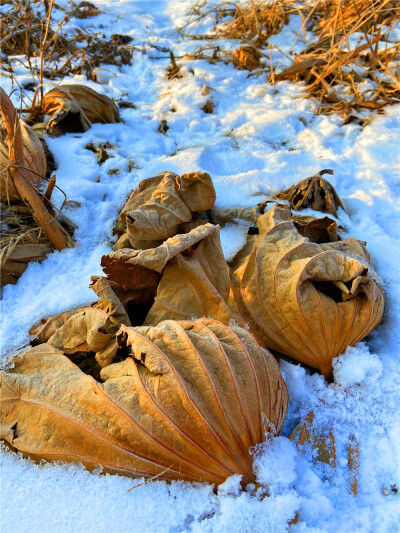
[0,167,385,485]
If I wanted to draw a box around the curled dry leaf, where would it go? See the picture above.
[1,319,288,485]
[40,85,122,136]
[29,276,131,369]
[273,170,344,217]
[115,171,216,249]
[0,118,46,202]
[291,215,339,244]
[229,204,384,377]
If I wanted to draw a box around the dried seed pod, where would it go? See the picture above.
[1,319,288,485]
[229,204,384,377]
[41,85,121,136]
[273,170,344,217]
[0,119,46,201]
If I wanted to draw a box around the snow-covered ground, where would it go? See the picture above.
[1,1,399,531]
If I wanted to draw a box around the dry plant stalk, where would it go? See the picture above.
[1,319,288,485]
[0,117,45,202]
[0,88,69,251]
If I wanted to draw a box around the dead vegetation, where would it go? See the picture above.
[275,0,400,115]
[177,0,400,116]
[0,0,134,86]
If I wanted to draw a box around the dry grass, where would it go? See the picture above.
[178,0,400,116]
[213,0,302,47]
[0,0,70,58]
[0,0,134,86]
[273,0,400,115]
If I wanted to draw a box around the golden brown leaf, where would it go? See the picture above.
[229,204,384,376]
[1,319,288,485]
[103,223,244,328]
[41,85,121,136]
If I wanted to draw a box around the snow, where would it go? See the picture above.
[1,1,400,531]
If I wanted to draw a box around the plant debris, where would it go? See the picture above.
[233,45,263,70]
[177,0,400,114]
[273,169,345,217]
[71,1,103,19]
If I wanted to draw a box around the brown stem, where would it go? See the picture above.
[0,88,69,251]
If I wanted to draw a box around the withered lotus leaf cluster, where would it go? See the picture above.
[0,169,384,484]
[1,319,288,485]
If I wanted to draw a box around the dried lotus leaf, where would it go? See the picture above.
[117,173,171,228]
[39,308,118,354]
[178,172,216,213]
[144,223,237,326]
[0,244,52,285]
[229,204,384,377]
[273,170,344,217]
[102,223,242,328]
[29,306,89,344]
[41,85,121,136]
[116,171,216,249]
[90,276,131,326]
[125,174,193,249]
[0,319,288,484]
[211,206,262,225]
[0,119,46,201]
